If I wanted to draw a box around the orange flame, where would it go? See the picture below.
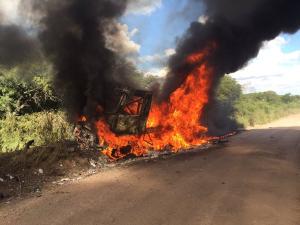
[94,44,216,159]
[79,115,87,122]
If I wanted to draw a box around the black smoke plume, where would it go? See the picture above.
[29,0,139,120]
[0,21,38,67]
[162,0,300,135]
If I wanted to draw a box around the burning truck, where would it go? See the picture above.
[75,45,216,160]
[75,87,152,149]
[75,84,211,160]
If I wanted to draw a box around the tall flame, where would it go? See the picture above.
[94,45,215,159]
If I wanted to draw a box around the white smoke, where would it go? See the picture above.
[198,15,209,24]
[105,21,141,56]
[0,0,21,25]
[126,0,162,15]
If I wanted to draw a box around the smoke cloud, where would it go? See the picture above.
[161,0,300,134]
[0,2,39,68]
[23,0,147,120]
[0,25,38,67]
[104,21,141,56]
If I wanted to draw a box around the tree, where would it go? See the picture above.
[216,75,242,104]
[0,74,61,117]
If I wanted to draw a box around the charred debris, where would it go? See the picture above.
[105,88,153,135]
[74,87,153,150]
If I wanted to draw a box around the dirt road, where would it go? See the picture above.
[1,114,300,225]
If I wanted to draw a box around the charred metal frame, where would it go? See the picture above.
[106,88,153,135]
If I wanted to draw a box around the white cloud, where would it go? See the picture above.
[0,0,38,29]
[0,0,20,24]
[165,48,176,57]
[144,67,169,77]
[126,0,162,15]
[129,28,139,37]
[139,48,175,64]
[105,22,141,56]
[230,36,300,95]
[137,48,175,77]
[198,15,209,24]
[139,54,164,64]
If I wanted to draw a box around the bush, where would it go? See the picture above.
[0,111,74,152]
[0,67,61,117]
[215,76,300,128]
[234,92,300,127]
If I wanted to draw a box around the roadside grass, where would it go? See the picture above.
[235,98,300,127]
[0,111,74,152]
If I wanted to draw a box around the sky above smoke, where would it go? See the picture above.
[123,0,300,95]
[0,0,20,24]
[1,0,300,95]
[231,35,300,95]
[0,0,39,67]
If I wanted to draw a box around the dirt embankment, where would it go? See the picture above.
[0,141,107,201]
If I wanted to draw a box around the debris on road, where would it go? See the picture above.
[6,174,14,180]
[60,178,71,182]
[89,160,97,168]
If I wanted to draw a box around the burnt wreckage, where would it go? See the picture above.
[75,88,153,150]
[106,88,153,135]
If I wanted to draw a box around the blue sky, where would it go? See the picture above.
[122,0,300,95]
[282,32,300,53]
[122,0,204,57]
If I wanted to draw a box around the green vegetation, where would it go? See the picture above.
[216,76,300,127]
[0,67,60,117]
[0,66,73,152]
[0,112,74,152]
[235,92,300,127]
